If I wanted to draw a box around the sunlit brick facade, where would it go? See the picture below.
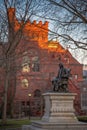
[0,8,86,117]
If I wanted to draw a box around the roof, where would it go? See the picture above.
[48,41,66,52]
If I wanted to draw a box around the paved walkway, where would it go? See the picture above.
[0,128,21,130]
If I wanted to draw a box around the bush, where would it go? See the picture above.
[78,116,87,122]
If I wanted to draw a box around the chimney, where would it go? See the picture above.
[7,8,15,23]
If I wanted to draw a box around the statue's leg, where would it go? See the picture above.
[52,81,55,91]
[53,84,55,91]
[57,81,59,91]
[53,81,57,91]
[52,82,55,91]
[63,84,68,92]
[57,84,58,91]
[57,84,61,92]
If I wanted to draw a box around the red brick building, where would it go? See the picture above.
[0,8,87,117]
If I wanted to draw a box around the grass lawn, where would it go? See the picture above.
[0,119,31,128]
[0,116,87,128]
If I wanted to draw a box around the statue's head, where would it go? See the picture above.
[59,63,63,68]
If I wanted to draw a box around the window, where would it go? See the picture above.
[22,49,40,72]
[32,56,39,72]
[22,63,30,72]
[21,101,25,106]
[27,101,30,106]
[74,74,78,79]
[69,74,72,79]
[22,52,30,72]
[34,89,41,97]
[64,58,69,64]
[81,89,87,110]
[58,55,61,61]
[22,79,29,88]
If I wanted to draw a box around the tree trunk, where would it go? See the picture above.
[2,58,10,124]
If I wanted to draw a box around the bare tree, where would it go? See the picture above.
[0,0,29,123]
[46,0,87,50]
[0,0,87,124]
[0,0,48,124]
[33,0,87,51]
[27,0,87,63]
[30,0,86,63]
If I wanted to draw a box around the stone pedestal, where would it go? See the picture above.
[42,92,78,123]
[22,92,87,130]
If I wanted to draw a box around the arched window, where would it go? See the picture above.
[22,63,30,72]
[32,56,40,72]
[22,79,29,88]
[22,52,30,72]
[22,49,40,72]
[34,89,41,97]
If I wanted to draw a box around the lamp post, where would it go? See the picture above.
[28,93,31,120]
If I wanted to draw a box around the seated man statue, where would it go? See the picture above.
[52,63,71,92]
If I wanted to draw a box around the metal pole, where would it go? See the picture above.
[28,94,31,120]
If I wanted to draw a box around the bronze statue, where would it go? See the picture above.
[52,63,71,92]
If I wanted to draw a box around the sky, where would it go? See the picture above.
[0,0,87,65]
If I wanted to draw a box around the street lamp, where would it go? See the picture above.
[28,93,31,120]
